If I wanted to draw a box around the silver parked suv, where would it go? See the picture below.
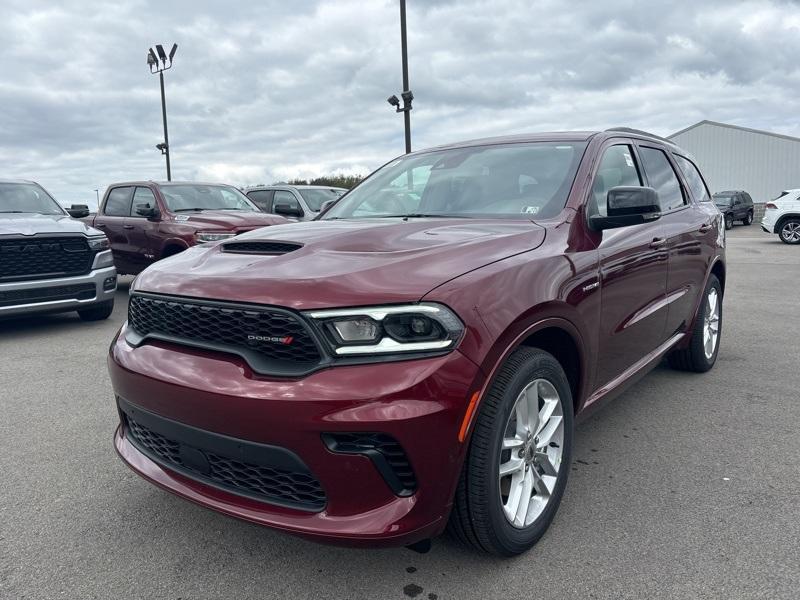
[244,185,346,221]
[0,180,117,320]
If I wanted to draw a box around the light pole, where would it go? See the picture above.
[387,0,413,154]
[147,43,178,180]
[94,189,99,205]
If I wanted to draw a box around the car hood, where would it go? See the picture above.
[0,213,104,237]
[168,210,288,230]
[134,218,546,309]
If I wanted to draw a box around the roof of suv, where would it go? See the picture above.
[246,185,347,191]
[0,179,37,185]
[416,128,685,155]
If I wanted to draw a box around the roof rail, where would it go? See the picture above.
[604,127,672,143]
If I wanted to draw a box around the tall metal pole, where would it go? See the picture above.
[400,0,411,154]
[159,71,171,181]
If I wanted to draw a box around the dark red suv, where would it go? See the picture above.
[109,129,725,555]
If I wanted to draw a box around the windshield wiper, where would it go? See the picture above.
[0,210,28,213]
[173,207,207,212]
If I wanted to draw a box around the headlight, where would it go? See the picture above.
[195,232,236,243]
[87,235,110,251]
[305,303,464,356]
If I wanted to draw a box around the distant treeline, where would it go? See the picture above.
[285,174,364,189]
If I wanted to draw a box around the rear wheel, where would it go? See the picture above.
[744,211,753,226]
[77,299,114,321]
[779,219,800,244]
[668,275,721,372]
[448,347,573,556]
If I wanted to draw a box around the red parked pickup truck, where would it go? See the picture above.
[82,181,287,275]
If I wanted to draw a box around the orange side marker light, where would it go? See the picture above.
[458,391,481,443]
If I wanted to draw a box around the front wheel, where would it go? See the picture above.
[779,219,800,244]
[725,214,733,230]
[668,275,721,372]
[77,299,114,321]
[448,347,573,556]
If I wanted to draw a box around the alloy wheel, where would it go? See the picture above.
[703,287,720,360]
[781,221,800,243]
[498,379,564,528]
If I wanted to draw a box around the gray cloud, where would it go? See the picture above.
[2,0,800,207]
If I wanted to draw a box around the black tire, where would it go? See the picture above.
[725,214,733,230]
[743,211,753,226]
[448,347,574,556]
[77,299,114,321]
[668,274,721,372]
[778,218,800,244]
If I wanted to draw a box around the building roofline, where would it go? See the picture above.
[668,119,800,143]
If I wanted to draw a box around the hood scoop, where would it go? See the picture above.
[221,240,303,255]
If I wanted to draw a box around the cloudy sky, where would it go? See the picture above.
[3,0,800,207]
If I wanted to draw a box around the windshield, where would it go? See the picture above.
[713,195,733,206]
[158,184,259,212]
[0,182,65,215]
[322,142,587,220]
[297,188,344,212]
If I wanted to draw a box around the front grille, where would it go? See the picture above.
[323,432,417,496]
[0,236,93,282]
[222,241,303,255]
[127,294,322,373]
[124,413,327,511]
[0,283,96,307]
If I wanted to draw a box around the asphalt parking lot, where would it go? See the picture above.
[1,226,798,600]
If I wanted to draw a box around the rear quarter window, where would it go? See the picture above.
[673,154,711,203]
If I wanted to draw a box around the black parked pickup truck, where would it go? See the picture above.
[0,180,117,320]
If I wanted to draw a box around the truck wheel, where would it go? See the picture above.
[77,299,114,321]
[725,215,733,230]
[744,211,753,226]
[448,347,573,556]
[668,274,721,372]
[779,219,800,244]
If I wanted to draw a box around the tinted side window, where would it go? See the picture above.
[639,147,685,212]
[131,187,157,216]
[247,190,274,212]
[589,144,642,217]
[673,154,711,203]
[274,190,301,212]
[104,187,133,216]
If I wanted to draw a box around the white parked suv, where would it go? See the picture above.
[762,190,800,244]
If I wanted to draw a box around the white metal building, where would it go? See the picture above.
[668,120,800,206]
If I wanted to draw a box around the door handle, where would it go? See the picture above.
[95,223,107,228]
[649,237,667,248]
[698,223,712,233]
[123,224,134,229]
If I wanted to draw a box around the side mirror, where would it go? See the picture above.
[589,186,661,231]
[319,198,339,214]
[67,204,90,218]
[135,203,160,219]
[273,199,303,218]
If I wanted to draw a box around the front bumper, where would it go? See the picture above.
[109,324,484,546]
[0,257,116,317]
